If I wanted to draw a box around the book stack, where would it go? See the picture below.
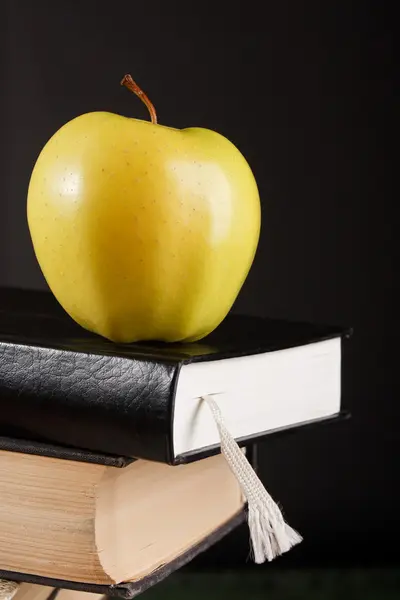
[0,288,349,599]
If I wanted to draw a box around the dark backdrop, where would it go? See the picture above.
[1,0,395,568]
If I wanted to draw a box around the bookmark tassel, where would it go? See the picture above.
[202,395,302,563]
[0,581,19,600]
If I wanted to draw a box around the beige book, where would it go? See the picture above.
[11,584,103,600]
[0,450,243,586]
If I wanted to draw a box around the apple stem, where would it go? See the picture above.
[120,74,158,125]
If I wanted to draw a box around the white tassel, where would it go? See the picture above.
[0,580,19,600]
[202,394,302,563]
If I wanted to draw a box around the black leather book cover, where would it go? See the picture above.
[0,435,132,467]
[0,287,350,464]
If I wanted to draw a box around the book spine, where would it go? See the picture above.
[0,341,178,463]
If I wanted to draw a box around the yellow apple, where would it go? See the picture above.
[27,75,260,343]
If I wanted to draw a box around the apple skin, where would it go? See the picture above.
[27,112,260,343]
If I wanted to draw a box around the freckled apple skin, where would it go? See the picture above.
[27,112,260,343]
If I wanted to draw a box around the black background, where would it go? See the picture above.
[1,0,396,568]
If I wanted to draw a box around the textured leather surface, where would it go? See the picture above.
[0,287,349,462]
[0,341,177,462]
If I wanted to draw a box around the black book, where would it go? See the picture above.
[0,287,350,465]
